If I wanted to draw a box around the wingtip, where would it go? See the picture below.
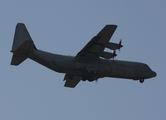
[106,24,118,27]
[16,23,25,28]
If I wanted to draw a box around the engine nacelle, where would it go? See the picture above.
[104,39,123,50]
[98,51,117,59]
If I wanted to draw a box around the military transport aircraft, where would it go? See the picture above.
[10,23,156,88]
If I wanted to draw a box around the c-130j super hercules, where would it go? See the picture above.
[10,23,156,88]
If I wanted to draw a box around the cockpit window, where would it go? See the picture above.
[144,64,151,71]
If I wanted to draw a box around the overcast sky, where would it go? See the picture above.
[0,1,166,120]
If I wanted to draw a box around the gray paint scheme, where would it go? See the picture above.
[10,23,157,88]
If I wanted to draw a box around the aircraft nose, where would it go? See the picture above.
[152,71,157,77]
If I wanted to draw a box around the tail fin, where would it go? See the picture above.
[10,23,36,65]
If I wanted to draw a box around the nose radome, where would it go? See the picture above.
[152,71,157,77]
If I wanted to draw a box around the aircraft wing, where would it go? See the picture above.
[76,25,117,59]
[64,74,81,88]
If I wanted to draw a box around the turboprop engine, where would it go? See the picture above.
[104,39,123,50]
[98,50,116,59]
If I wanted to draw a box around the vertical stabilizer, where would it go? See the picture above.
[10,23,36,65]
[11,23,33,52]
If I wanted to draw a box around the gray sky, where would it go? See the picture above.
[1,1,165,120]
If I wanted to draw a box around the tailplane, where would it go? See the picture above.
[10,23,36,65]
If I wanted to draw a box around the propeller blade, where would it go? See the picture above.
[118,39,123,51]
[119,39,123,47]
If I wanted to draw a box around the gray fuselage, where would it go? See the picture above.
[29,49,156,82]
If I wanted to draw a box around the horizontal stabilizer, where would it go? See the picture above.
[11,40,35,54]
[10,40,35,65]
[11,54,27,65]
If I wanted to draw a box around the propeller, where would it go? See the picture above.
[118,39,123,51]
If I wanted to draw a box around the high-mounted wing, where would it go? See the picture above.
[64,74,81,88]
[76,25,117,59]
[64,25,118,88]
